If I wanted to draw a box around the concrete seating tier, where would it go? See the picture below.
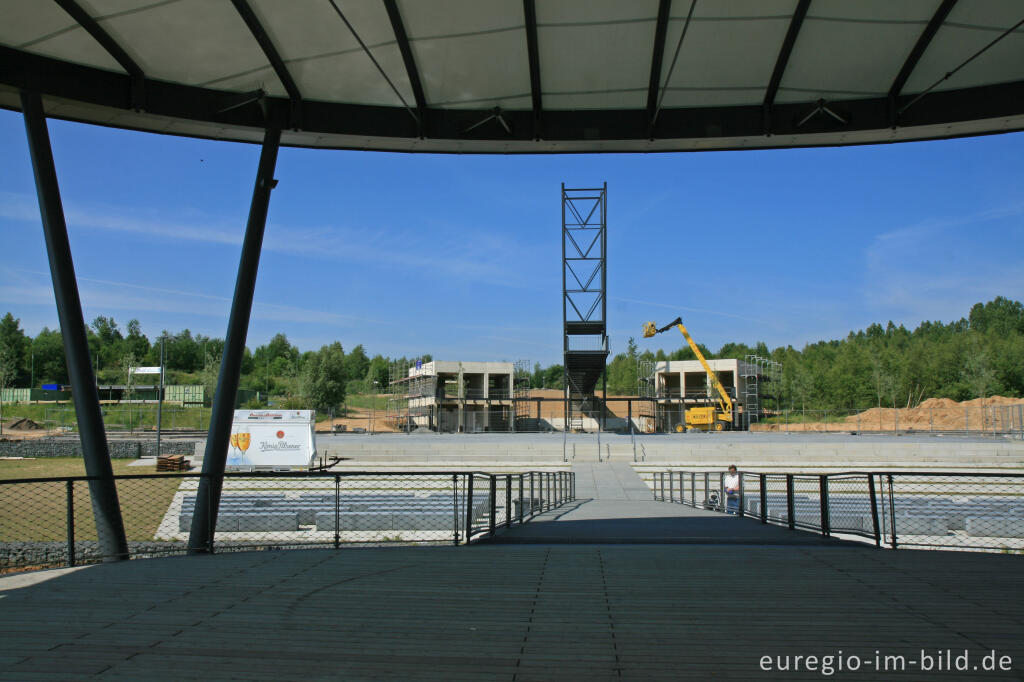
[177,491,493,533]
[739,494,1021,537]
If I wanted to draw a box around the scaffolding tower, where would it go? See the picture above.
[741,354,782,428]
[562,183,609,432]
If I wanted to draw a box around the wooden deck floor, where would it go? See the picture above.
[1,544,1021,680]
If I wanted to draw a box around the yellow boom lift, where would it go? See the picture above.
[642,317,734,431]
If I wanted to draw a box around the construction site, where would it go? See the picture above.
[374,184,786,436]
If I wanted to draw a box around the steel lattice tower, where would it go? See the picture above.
[562,183,609,432]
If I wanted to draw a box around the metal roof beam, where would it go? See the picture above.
[523,0,543,139]
[762,0,811,135]
[53,0,145,110]
[646,0,672,135]
[384,0,427,137]
[888,0,958,128]
[229,0,302,128]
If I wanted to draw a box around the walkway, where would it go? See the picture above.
[486,462,846,545]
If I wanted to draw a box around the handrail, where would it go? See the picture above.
[646,469,1024,553]
[0,469,576,573]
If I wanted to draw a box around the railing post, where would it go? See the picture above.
[819,475,830,536]
[489,476,497,536]
[334,474,341,549]
[703,472,710,508]
[66,479,75,568]
[465,474,475,544]
[529,472,535,514]
[867,473,881,547]
[691,472,696,507]
[668,470,674,502]
[786,474,795,530]
[737,473,745,518]
[679,471,685,505]
[519,474,524,523]
[887,474,897,549]
[658,472,664,501]
[505,474,513,528]
[452,474,459,545]
[759,474,767,524]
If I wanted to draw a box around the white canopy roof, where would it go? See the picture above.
[1,0,1022,152]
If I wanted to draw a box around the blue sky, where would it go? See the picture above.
[1,107,1022,367]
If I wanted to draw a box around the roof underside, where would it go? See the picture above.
[1,0,1023,153]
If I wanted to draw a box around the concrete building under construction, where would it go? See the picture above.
[388,361,522,433]
[639,355,780,432]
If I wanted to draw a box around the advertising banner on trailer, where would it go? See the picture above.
[226,410,316,470]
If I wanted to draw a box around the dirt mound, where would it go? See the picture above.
[918,397,959,409]
[752,395,1024,432]
[5,418,42,431]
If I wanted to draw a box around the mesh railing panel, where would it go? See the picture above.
[645,469,1024,553]
[884,474,1024,552]
[826,474,876,539]
[0,470,574,572]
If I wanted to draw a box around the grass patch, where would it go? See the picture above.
[0,458,184,542]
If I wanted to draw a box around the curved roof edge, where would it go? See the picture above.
[2,47,1023,154]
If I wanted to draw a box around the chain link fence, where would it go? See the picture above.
[0,470,575,573]
[644,470,1024,553]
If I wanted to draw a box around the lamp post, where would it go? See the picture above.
[372,380,379,435]
[156,334,165,458]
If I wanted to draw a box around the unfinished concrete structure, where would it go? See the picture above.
[639,358,779,432]
[390,361,516,433]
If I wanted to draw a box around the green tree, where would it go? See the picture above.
[31,327,67,385]
[301,342,346,411]
[0,313,29,385]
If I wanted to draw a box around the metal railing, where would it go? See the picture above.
[645,470,1024,553]
[0,470,575,572]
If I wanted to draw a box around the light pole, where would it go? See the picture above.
[372,380,379,435]
[156,334,165,458]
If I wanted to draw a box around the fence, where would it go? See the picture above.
[6,405,212,434]
[643,470,1024,553]
[0,470,575,572]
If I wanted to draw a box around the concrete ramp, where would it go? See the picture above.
[572,461,652,501]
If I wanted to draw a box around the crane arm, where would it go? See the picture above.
[642,317,733,419]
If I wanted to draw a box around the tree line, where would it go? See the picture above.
[1,297,1021,412]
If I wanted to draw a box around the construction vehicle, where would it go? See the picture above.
[641,317,734,431]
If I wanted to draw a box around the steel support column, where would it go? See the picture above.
[189,126,281,554]
[21,90,129,562]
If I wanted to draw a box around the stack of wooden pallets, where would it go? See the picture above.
[156,454,188,472]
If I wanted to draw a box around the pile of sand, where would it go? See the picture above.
[753,396,1024,432]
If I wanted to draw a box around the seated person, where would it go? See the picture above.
[724,465,740,514]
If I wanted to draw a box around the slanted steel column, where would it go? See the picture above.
[20,90,128,562]
[189,126,281,554]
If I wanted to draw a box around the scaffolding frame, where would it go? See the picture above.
[742,354,783,428]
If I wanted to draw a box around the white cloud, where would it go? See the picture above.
[1,191,535,287]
